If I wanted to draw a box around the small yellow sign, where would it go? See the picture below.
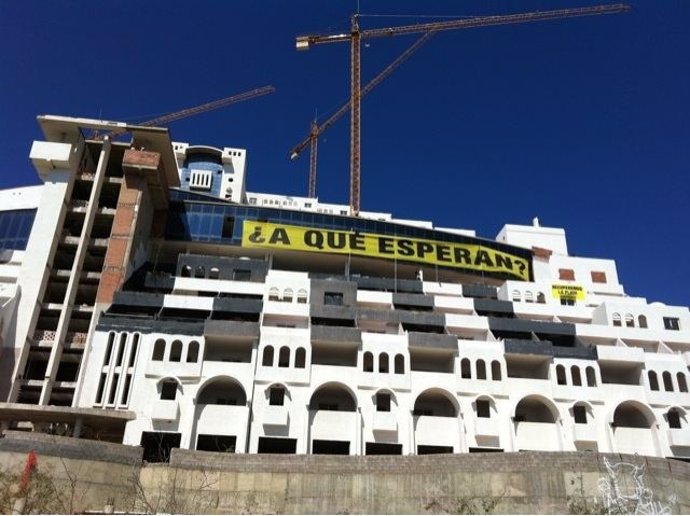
[551,284,585,300]
[241,220,531,281]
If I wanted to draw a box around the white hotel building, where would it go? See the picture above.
[0,115,688,461]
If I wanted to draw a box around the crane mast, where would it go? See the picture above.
[296,3,630,215]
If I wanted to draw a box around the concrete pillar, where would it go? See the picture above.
[72,417,83,438]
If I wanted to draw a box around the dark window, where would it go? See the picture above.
[121,374,132,405]
[663,371,674,392]
[648,371,659,391]
[95,373,106,404]
[379,353,389,373]
[668,410,681,429]
[221,217,235,238]
[461,358,471,379]
[476,360,486,380]
[324,292,344,306]
[363,352,374,372]
[573,405,588,424]
[108,374,119,404]
[269,386,285,406]
[186,341,199,362]
[278,346,290,368]
[376,392,391,412]
[295,348,306,368]
[233,269,251,281]
[561,298,575,306]
[476,399,491,418]
[169,340,182,362]
[365,442,402,455]
[312,439,349,455]
[394,354,405,374]
[160,380,178,401]
[128,334,140,367]
[571,366,582,386]
[556,365,567,385]
[258,437,296,454]
[104,333,115,366]
[152,339,165,361]
[678,373,688,393]
[197,434,236,453]
[262,346,274,367]
[0,209,36,251]
[491,361,502,381]
[417,445,453,455]
[664,317,680,331]
[115,334,127,366]
[141,431,181,463]
[586,367,597,387]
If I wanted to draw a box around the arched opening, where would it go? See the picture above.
[295,347,306,368]
[169,340,183,362]
[283,288,293,303]
[667,408,683,430]
[677,372,688,393]
[460,358,471,379]
[491,360,502,381]
[413,389,457,417]
[278,346,290,368]
[475,396,493,419]
[262,346,274,367]
[268,287,280,302]
[611,401,657,455]
[537,292,546,304]
[363,352,373,372]
[194,265,205,278]
[571,366,582,386]
[638,315,648,328]
[209,267,220,279]
[297,289,308,304]
[159,378,181,401]
[514,396,560,451]
[556,365,567,385]
[586,366,596,387]
[181,265,192,277]
[152,339,165,361]
[375,390,395,412]
[571,402,590,424]
[476,359,486,380]
[394,354,405,374]
[648,370,659,391]
[625,313,635,328]
[613,402,654,428]
[197,377,247,406]
[662,371,674,392]
[267,384,288,406]
[309,383,356,412]
[186,341,199,362]
[379,353,389,373]
[515,397,558,423]
[525,291,534,303]
[511,290,521,302]
[612,313,621,327]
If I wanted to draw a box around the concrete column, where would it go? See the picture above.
[72,417,83,438]
[40,139,112,405]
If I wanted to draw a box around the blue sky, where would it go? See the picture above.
[1,1,688,306]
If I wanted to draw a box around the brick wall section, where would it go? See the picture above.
[96,171,145,304]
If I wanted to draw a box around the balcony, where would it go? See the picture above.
[474,417,499,439]
[414,415,458,449]
[263,405,289,427]
[310,410,358,443]
[372,411,397,433]
[151,400,179,421]
[668,428,690,447]
[572,423,597,443]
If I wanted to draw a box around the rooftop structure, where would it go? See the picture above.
[0,115,688,461]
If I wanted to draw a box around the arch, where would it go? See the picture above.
[373,388,397,413]
[536,292,546,304]
[476,359,486,380]
[514,395,559,423]
[460,358,471,379]
[209,267,220,279]
[309,382,357,412]
[666,407,685,430]
[194,265,205,278]
[262,345,274,367]
[181,265,192,277]
[662,371,674,392]
[677,372,688,393]
[571,366,582,386]
[571,401,594,424]
[491,360,502,381]
[610,400,656,428]
[278,346,290,368]
[363,351,374,372]
[379,352,389,373]
[394,354,405,374]
[413,388,459,418]
[297,289,308,304]
[268,287,280,302]
[152,339,166,361]
[648,370,659,391]
[525,291,534,303]
[511,290,521,302]
[625,313,634,328]
[612,312,621,327]
[638,315,648,328]
[197,376,247,406]
[474,395,497,419]
[169,340,183,362]
[295,347,306,368]
[283,288,293,303]
[265,382,291,405]
[158,377,182,401]
[586,366,597,387]
[556,365,567,385]
[186,340,199,363]
[129,333,140,367]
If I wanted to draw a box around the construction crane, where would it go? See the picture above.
[296,4,630,215]
[96,85,275,139]
[290,31,435,199]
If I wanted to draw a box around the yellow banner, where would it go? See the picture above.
[241,221,530,281]
[551,284,585,300]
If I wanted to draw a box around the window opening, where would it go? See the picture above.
[269,386,285,406]
[556,365,567,385]
[394,354,404,374]
[187,341,199,362]
[663,371,674,392]
[278,346,290,368]
[476,399,490,418]
[152,339,165,361]
[295,348,306,368]
[573,405,587,424]
[491,360,502,381]
[169,340,182,362]
[571,366,582,386]
[160,380,178,401]
[663,317,680,331]
[262,346,274,367]
[648,371,659,391]
[476,359,486,380]
[363,352,373,372]
[376,392,391,412]
[668,410,681,429]
[379,353,389,373]
[324,292,344,306]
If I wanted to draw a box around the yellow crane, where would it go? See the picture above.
[296,4,630,215]
[96,85,275,139]
[290,32,434,199]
